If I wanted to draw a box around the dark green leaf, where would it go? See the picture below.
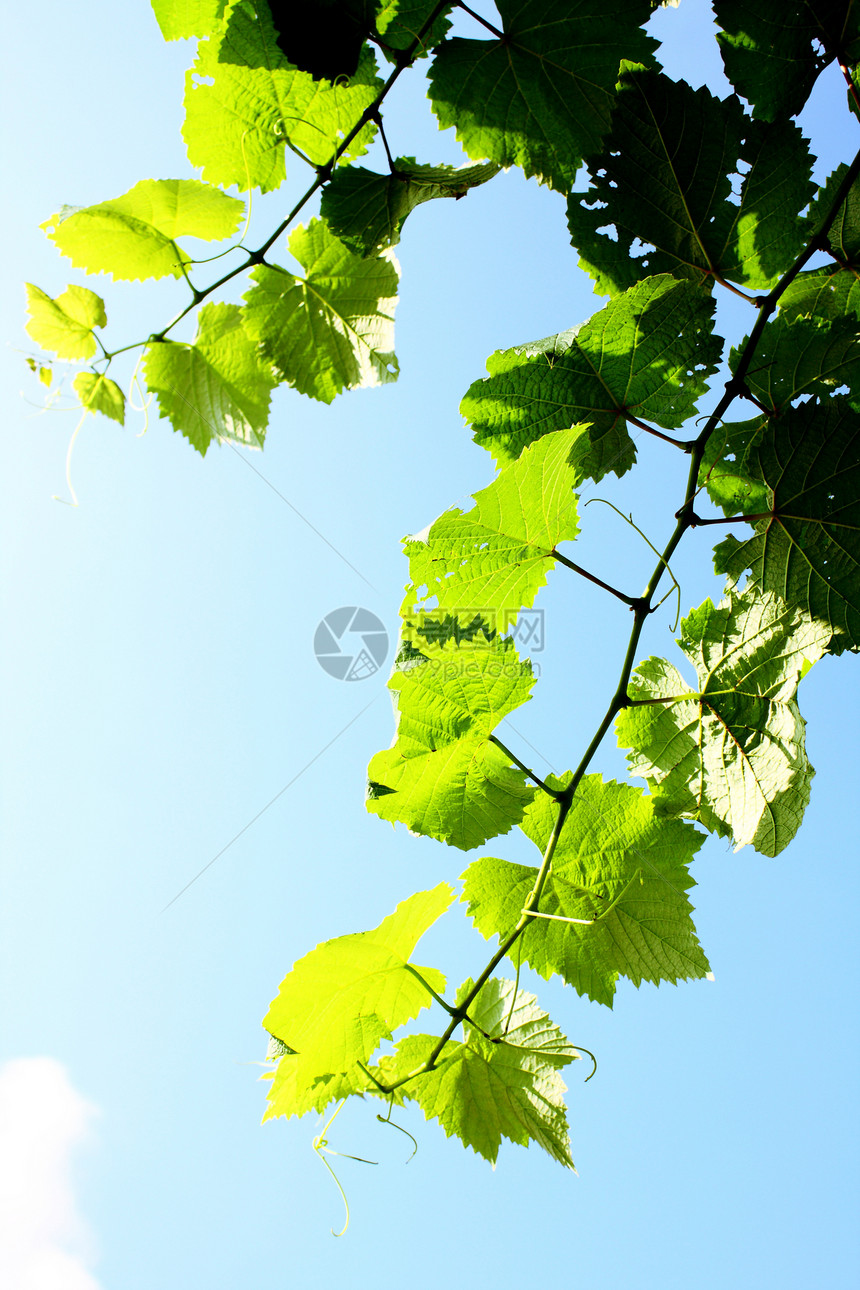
[321,157,499,256]
[567,65,815,294]
[714,0,858,121]
[462,274,721,468]
[375,0,452,59]
[428,0,657,192]
[779,266,860,323]
[805,162,860,264]
[463,774,709,1007]
[267,0,375,80]
[738,313,860,412]
[714,399,860,652]
[698,416,771,516]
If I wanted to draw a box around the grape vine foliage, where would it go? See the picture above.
[23,0,860,1205]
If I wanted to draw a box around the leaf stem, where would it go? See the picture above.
[624,411,694,449]
[456,1,504,38]
[550,548,641,607]
[488,735,565,799]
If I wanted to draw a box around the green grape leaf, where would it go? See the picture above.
[183,2,381,192]
[807,163,860,265]
[403,425,582,632]
[779,266,860,324]
[24,284,106,361]
[463,774,709,1006]
[151,0,227,40]
[367,629,535,850]
[73,372,126,425]
[382,977,576,1166]
[320,157,500,256]
[567,66,815,295]
[143,302,276,453]
[739,312,860,412]
[376,0,453,60]
[40,180,244,282]
[714,399,860,653]
[698,416,771,517]
[713,0,858,121]
[242,217,399,403]
[618,588,830,855]
[262,883,454,1119]
[427,0,657,192]
[462,275,721,468]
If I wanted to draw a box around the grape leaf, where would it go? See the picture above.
[366,628,535,850]
[40,180,244,282]
[739,313,860,412]
[698,416,771,517]
[427,0,657,192]
[375,0,452,59]
[714,0,859,121]
[262,883,453,1119]
[73,372,126,425]
[380,977,576,1166]
[463,774,709,1006]
[242,217,399,402]
[462,275,721,468]
[618,588,830,855]
[567,65,815,295]
[779,266,860,324]
[24,284,106,361]
[320,157,500,256]
[151,0,227,40]
[143,302,277,453]
[714,399,860,652]
[806,163,860,265]
[183,2,381,192]
[403,425,582,633]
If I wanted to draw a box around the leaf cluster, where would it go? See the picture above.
[23,0,860,1184]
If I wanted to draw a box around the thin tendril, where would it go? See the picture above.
[52,408,86,507]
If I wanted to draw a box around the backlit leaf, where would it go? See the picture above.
[143,302,277,453]
[242,217,399,402]
[151,0,227,40]
[183,1,381,192]
[380,977,576,1165]
[24,283,106,360]
[40,180,244,282]
[73,372,126,424]
[262,884,453,1119]
[617,588,830,854]
[367,628,535,850]
[403,425,582,632]
[463,774,709,1005]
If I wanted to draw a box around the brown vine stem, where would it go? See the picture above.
[372,137,860,1100]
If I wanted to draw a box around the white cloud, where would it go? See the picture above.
[0,1058,103,1290]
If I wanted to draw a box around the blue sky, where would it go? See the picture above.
[2,2,859,1287]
